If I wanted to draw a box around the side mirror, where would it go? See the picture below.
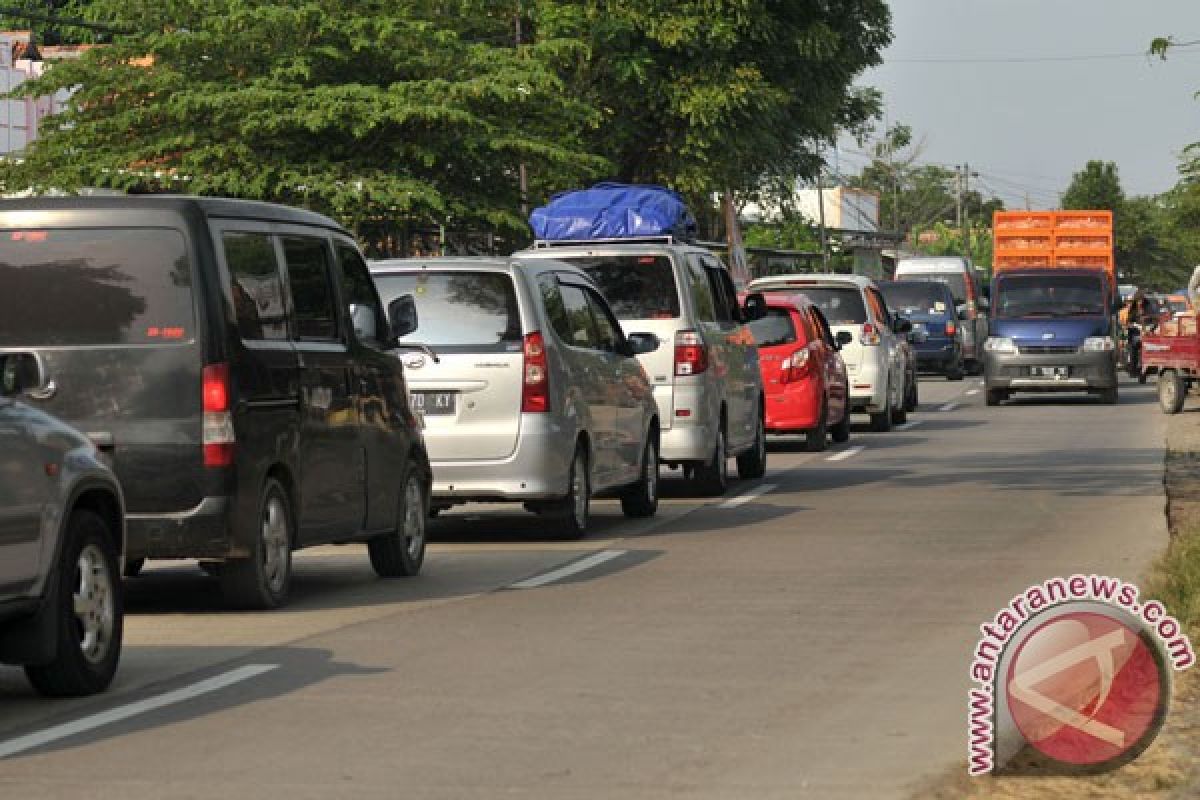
[624,332,660,356]
[893,316,913,335]
[835,331,854,348]
[742,292,768,322]
[0,351,48,398]
[349,303,378,342]
[387,294,418,339]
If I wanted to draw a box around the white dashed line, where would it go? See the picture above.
[0,664,280,760]
[827,446,865,462]
[965,389,981,396]
[719,483,778,509]
[510,549,628,589]
[896,420,923,431]
[939,402,959,412]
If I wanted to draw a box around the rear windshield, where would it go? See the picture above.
[898,272,968,305]
[787,288,867,326]
[747,308,798,348]
[561,255,681,320]
[880,282,951,316]
[372,271,522,352]
[0,228,194,346]
[995,275,1106,318]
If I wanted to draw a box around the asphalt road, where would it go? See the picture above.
[0,377,1169,798]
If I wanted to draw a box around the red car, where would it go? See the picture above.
[746,293,852,451]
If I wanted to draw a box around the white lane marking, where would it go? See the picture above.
[939,402,959,412]
[719,483,778,509]
[0,664,279,760]
[827,446,865,462]
[965,389,981,396]
[510,549,628,589]
[896,420,923,431]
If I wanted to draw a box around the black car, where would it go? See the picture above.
[0,197,431,609]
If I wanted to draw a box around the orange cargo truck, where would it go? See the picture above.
[983,210,1120,406]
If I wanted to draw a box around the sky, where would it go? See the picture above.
[836,0,1200,209]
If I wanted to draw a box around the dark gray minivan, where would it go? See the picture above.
[0,197,431,609]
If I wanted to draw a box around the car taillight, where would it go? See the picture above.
[674,330,709,376]
[521,332,549,413]
[860,323,882,346]
[202,363,235,467]
[945,321,957,336]
[780,347,811,383]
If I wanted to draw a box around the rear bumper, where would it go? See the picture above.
[660,381,718,463]
[915,340,960,370]
[984,349,1118,392]
[765,380,822,432]
[847,358,889,412]
[429,416,574,502]
[126,497,236,560]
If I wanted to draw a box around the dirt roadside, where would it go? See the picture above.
[916,408,1200,800]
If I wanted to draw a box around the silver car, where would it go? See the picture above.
[0,352,125,696]
[517,241,768,495]
[369,258,662,537]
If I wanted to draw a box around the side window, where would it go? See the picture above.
[335,242,385,344]
[584,288,622,353]
[687,256,717,323]
[282,236,339,341]
[796,309,818,344]
[865,289,889,325]
[556,284,600,350]
[810,306,837,348]
[704,265,735,325]
[539,274,568,336]
[716,269,742,325]
[223,231,287,341]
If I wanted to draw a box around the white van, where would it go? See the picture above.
[893,256,989,372]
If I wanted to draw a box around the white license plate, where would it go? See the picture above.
[410,391,456,415]
[1032,366,1068,378]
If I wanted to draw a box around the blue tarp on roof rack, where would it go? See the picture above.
[529,183,697,242]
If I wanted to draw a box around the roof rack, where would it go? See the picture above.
[531,235,684,248]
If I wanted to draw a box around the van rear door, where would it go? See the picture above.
[371,268,525,461]
[0,225,204,514]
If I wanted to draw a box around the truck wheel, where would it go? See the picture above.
[986,389,1007,407]
[869,391,893,432]
[24,510,123,697]
[1160,371,1186,414]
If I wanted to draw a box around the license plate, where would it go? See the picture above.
[409,391,456,415]
[1031,366,1069,379]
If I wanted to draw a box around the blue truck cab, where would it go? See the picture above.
[982,268,1119,406]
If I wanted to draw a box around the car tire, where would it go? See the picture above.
[694,426,729,496]
[947,361,964,381]
[621,436,659,518]
[1160,370,1186,414]
[24,510,123,697]
[122,558,144,579]
[830,405,851,443]
[986,388,1007,407]
[869,390,893,432]
[904,374,918,412]
[369,465,427,577]
[549,443,590,538]
[1099,387,1119,405]
[221,478,293,610]
[737,410,768,479]
[804,402,828,452]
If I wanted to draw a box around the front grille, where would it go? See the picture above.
[1018,345,1078,355]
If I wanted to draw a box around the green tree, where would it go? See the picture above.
[0,0,607,236]
[533,0,893,201]
[1061,160,1124,212]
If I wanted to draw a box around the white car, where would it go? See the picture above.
[748,274,913,432]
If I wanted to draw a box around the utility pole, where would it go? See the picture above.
[961,162,971,263]
[515,1,529,217]
[816,164,830,271]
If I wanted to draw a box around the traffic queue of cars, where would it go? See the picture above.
[0,192,946,699]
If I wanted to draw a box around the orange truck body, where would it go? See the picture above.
[992,210,1115,284]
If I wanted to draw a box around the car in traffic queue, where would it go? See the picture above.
[879,280,965,380]
[745,293,852,451]
[516,240,769,495]
[893,256,989,373]
[748,274,915,432]
[368,257,662,537]
[0,196,431,610]
[0,351,126,696]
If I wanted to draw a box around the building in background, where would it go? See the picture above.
[0,32,83,156]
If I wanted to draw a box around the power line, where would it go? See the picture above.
[887,44,1200,65]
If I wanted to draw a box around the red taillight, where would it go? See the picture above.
[860,323,881,346]
[674,330,709,376]
[202,363,235,467]
[945,321,957,336]
[521,332,549,413]
[780,347,812,383]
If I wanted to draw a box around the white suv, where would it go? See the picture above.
[519,240,768,495]
[749,275,912,431]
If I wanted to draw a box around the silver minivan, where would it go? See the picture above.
[369,258,661,537]
[517,241,768,496]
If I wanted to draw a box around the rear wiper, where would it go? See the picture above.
[391,342,441,363]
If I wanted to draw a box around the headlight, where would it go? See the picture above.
[1083,336,1115,352]
[984,337,1016,354]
